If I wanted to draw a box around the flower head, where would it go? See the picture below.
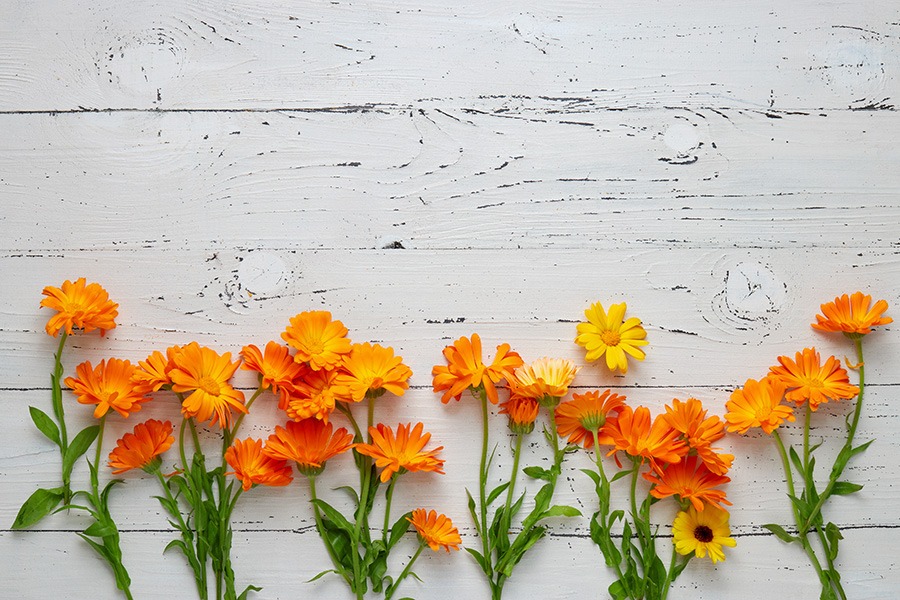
[672,506,736,563]
[131,345,182,394]
[812,291,891,337]
[602,405,687,467]
[108,419,174,474]
[725,377,795,435]
[41,278,118,337]
[555,390,627,449]
[644,456,731,512]
[408,509,461,552]
[663,398,734,476]
[334,343,413,402]
[769,348,859,411]
[575,301,648,374]
[431,334,523,404]
[241,341,307,410]
[286,368,340,423]
[65,358,150,419]
[354,422,445,483]
[169,342,247,428]
[281,310,352,371]
[512,357,579,406]
[263,419,353,477]
[225,437,294,491]
[499,394,540,434]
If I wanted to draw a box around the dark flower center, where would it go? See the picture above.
[694,525,714,543]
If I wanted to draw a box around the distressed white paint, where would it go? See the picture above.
[1,1,899,599]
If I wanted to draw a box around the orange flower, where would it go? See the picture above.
[602,405,687,466]
[263,419,353,477]
[281,310,352,371]
[663,398,734,476]
[241,341,307,410]
[131,346,182,394]
[725,377,795,435]
[354,423,445,483]
[169,342,247,428]
[769,348,859,411]
[408,509,461,552]
[65,358,150,419]
[40,277,118,337]
[108,419,174,474]
[225,437,294,491]
[431,334,523,404]
[499,394,540,434]
[812,291,891,336]
[555,390,627,449]
[512,357,579,405]
[644,456,731,512]
[286,368,339,422]
[334,343,413,402]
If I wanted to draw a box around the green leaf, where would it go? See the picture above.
[466,489,481,531]
[310,499,355,535]
[824,522,843,561]
[307,570,339,583]
[540,505,582,520]
[788,446,804,476]
[580,468,601,486]
[486,481,511,505]
[831,481,864,496]
[29,406,61,446]
[237,584,262,600]
[787,494,811,523]
[388,511,412,549]
[11,487,65,529]
[464,547,488,573]
[83,519,118,538]
[333,485,359,504]
[611,469,632,483]
[608,580,630,600]
[62,425,100,477]
[523,466,552,481]
[850,439,874,457]
[762,523,798,544]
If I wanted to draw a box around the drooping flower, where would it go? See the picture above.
[240,341,307,410]
[65,358,150,419]
[40,277,119,337]
[512,357,579,406]
[169,342,247,428]
[108,419,174,474]
[334,343,413,402]
[663,398,734,476]
[408,509,462,552]
[724,377,795,435]
[555,390,627,449]
[672,506,736,563]
[225,437,294,491]
[431,333,523,404]
[499,394,540,434]
[769,348,859,411]
[281,310,352,371]
[131,345,182,394]
[354,422,445,483]
[644,456,731,512]
[575,301,648,374]
[812,291,891,337]
[286,368,340,422]
[602,405,687,466]
[263,419,353,477]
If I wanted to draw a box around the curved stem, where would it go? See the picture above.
[224,384,264,453]
[386,543,425,600]
[309,477,352,587]
[336,402,364,442]
[660,541,681,600]
[382,476,398,544]
[504,433,523,517]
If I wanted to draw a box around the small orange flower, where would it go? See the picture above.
[555,390,627,449]
[408,509,461,552]
[663,398,734,476]
[769,348,859,411]
[499,394,540,434]
[281,310,352,371]
[354,423,445,483]
[644,456,731,512]
[169,342,247,428]
[263,419,353,477]
[602,405,687,466]
[241,341,307,410]
[812,291,891,336]
[108,419,174,474]
[131,345,182,394]
[286,368,340,422]
[65,358,150,419]
[512,357,579,405]
[40,278,118,337]
[431,334,523,404]
[225,437,294,491]
[334,343,413,402]
[725,376,795,435]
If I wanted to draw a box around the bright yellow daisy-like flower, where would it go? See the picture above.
[499,394,540,434]
[65,358,150,419]
[281,310,352,371]
[40,277,119,337]
[663,397,734,476]
[241,341,307,410]
[286,368,340,422]
[169,342,247,429]
[724,376,794,435]
[225,437,294,491]
[431,333,523,404]
[334,342,413,402]
[644,455,731,512]
[512,357,579,406]
[408,509,462,552]
[354,422,445,483]
[812,291,891,337]
[575,301,648,374]
[263,419,354,477]
[672,505,736,563]
[108,419,174,475]
[555,390,627,449]
[769,347,859,411]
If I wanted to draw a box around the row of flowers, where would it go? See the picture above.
[15,278,891,600]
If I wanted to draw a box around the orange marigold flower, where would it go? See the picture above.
[431,333,523,404]
[812,291,892,336]
[499,394,540,434]
[263,419,353,477]
[725,377,795,435]
[408,509,462,552]
[555,390,627,449]
[663,398,734,476]
[40,277,119,337]
[131,345,182,394]
[512,357,579,406]
[334,343,413,402]
[281,310,352,371]
[241,341,307,410]
[169,342,247,428]
[225,437,294,491]
[769,348,859,411]
[575,301,648,374]
[108,419,174,475]
[602,405,687,466]
[354,422,445,483]
[644,456,731,512]
[65,358,150,419]
[286,368,340,422]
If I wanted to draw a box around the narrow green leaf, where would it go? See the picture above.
[608,580,629,600]
[310,499,355,535]
[831,481,864,496]
[523,466,552,481]
[237,584,262,600]
[787,494,811,523]
[580,468,601,486]
[540,505,582,519]
[62,425,100,477]
[29,406,61,446]
[850,439,874,457]
[486,481,511,505]
[333,485,359,504]
[388,511,412,549]
[464,547,488,573]
[83,519,118,538]
[788,446,804,476]
[306,570,338,583]
[762,523,798,544]
[824,522,843,561]
[11,487,65,529]
[610,469,632,483]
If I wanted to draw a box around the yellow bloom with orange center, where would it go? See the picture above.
[241,341,307,410]
[408,509,462,552]
[169,342,247,428]
[499,394,540,434]
[769,348,859,411]
[431,333,523,404]
[263,419,353,477]
[644,456,731,512]
[725,376,795,435]
[512,357,579,405]
[673,506,736,563]
[65,358,150,419]
[354,422,445,483]
[602,405,687,466]
[131,345,182,394]
[108,419,174,475]
[663,398,734,476]
[555,390,627,449]
[281,310,352,371]
[575,301,648,374]
[286,368,340,422]
[40,277,118,337]
[812,291,891,337]
[225,437,294,491]
[334,343,413,402]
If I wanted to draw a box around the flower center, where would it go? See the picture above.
[198,376,221,396]
[693,525,714,543]
[306,339,326,355]
[807,377,824,389]
[600,330,621,347]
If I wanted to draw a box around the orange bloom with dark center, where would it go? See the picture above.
[263,419,353,477]
[663,398,734,476]
[408,509,462,552]
[225,437,294,491]
[555,390,627,449]
[725,376,795,435]
[812,291,891,336]
[65,358,150,419]
[41,278,118,337]
[334,343,413,402]
[169,342,247,428]
[131,345,182,394]
[241,341,307,410]
[499,394,540,434]
[281,310,352,371]
[108,419,174,474]
[431,334,523,404]
[602,405,687,466]
[354,422,445,483]
[286,368,340,422]
[769,348,859,411]
[644,456,732,512]
[512,357,579,404]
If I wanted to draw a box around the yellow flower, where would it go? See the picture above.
[575,301,648,374]
[672,506,736,563]
[512,357,579,406]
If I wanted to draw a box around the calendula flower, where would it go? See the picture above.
[65,358,150,419]
[225,437,294,491]
[354,422,445,483]
[169,342,247,428]
[663,398,734,476]
[408,509,462,552]
[281,310,352,371]
[725,376,795,435]
[672,506,736,563]
[40,277,119,337]
[108,419,174,475]
[812,291,892,337]
[431,333,523,404]
[499,394,540,434]
[602,405,686,466]
[644,456,731,512]
[131,346,182,394]
[286,368,340,422]
[263,419,353,477]
[334,342,413,402]
[769,348,859,411]
[512,357,579,406]
[241,341,307,410]
[575,301,648,374]
[555,390,627,449]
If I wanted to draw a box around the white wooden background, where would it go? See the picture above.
[1,1,898,598]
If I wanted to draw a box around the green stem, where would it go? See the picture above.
[386,543,425,600]
[178,418,191,478]
[477,388,493,581]
[591,429,633,600]
[224,384,264,454]
[336,402,364,442]
[92,415,107,491]
[382,476,398,544]
[51,331,70,502]
[659,541,681,600]
[503,433,523,517]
